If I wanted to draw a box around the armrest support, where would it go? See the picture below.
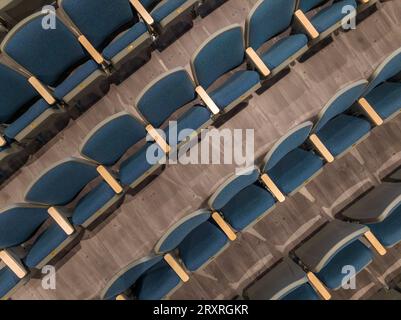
[195,86,220,115]
[28,76,56,105]
[78,35,105,65]
[306,272,331,300]
[357,98,383,126]
[164,253,189,282]
[260,173,285,202]
[309,134,334,163]
[246,47,271,78]
[0,249,28,279]
[0,135,6,147]
[211,212,237,241]
[47,207,75,235]
[146,124,171,154]
[364,231,387,256]
[97,166,124,194]
[130,0,154,26]
[294,10,319,40]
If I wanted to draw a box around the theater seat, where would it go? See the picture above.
[0,266,23,300]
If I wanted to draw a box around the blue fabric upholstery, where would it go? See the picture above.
[310,0,357,33]
[210,70,260,110]
[221,184,275,230]
[4,99,51,139]
[282,283,320,300]
[0,267,21,298]
[192,26,245,89]
[151,0,189,23]
[23,223,70,268]
[316,239,373,289]
[247,0,297,50]
[135,259,181,300]
[25,159,99,206]
[317,114,371,157]
[0,206,48,249]
[179,221,228,271]
[81,114,147,166]
[364,82,401,120]
[71,181,116,226]
[368,204,401,248]
[210,168,260,210]
[267,148,323,194]
[298,0,327,12]
[140,0,160,10]
[137,69,196,127]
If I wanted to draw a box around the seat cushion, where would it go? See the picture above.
[316,240,373,290]
[135,259,181,300]
[151,0,189,23]
[4,99,51,139]
[311,0,357,33]
[368,205,401,248]
[210,70,260,110]
[179,221,228,271]
[71,181,117,226]
[268,148,323,194]
[365,82,401,120]
[317,114,371,157]
[54,60,99,100]
[0,267,21,299]
[164,105,211,146]
[282,283,320,300]
[221,184,275,231]
[261,34,308,70]
[23,223,70,268]
[103,22,148,61]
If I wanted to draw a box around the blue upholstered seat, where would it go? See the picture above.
[178,220,228,271]
[316,239,373,289]
[368,205,401,248]
[0,267,21,299]
[150,0,190,23]
[364,82,401,120]
[282,283,320,300]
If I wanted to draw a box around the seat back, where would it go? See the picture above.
[139,0,160,11]
[101,255,163,300]
[208,167,260,210]
[24,158,99,206]
[263,122,313,172]
[191,24,245,89]
[246,0,297,50]
[297,0,328,12]
[313,80,368,133]
[136,68,197,128]
[0,204,48,249]
[1,12,89,86]
[80,112,147,166]
[154,209,212,254]
[59,0,138,50]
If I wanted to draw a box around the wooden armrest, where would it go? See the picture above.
[0,250,28,279]
[211,212,237,241]
[130,0,154,26]
[195,86,220,115]
[358,0,369,3]
[294,10,319,40]
[78,35,105,65]
[97,166,123,194]
[0,135,6,147]
[164,253,189,282]
[28,76,56,105]
[116,294,128,300]
[309,134,334,163]
[260,173,285,202]
[146,124,171,154]
[47,207,75,235]
[358,98,383,126]
[246,47,271,78]
[306,272,331,300]
[364,231,387,256]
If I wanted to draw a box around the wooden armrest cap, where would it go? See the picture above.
[212,212,237,241]
[97,166,123,194]
[146,124,171,154]
[28,76,56,105]
[195,86,220,115]
[0,250,28,279]
[48,207,75,235]
[130,0,154,25]
[78,35,105,65]
[294,10,319,40]
[260,173,285,202]
[309,134,334,163]
[246,47,271,78]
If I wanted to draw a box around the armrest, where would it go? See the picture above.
[0,249,28,279]
[130,0,154,26]
[78,35,105,65]
[246,47,271,78]
[116,294,129,300]
[97,165,124,194]
[294,10,319,40]
[364,231,387,256]
[358,0,370,3]
[0,135,6,147]
[195,86,220,115]
[164,253,189,282]
[306,272,331,300]
[28,76,56,105]
[146,124,171,154]
[260,173,285,202]
[47,207,75,235]
[357,98,383,126]
[211,212,237,241]
[309,134,334,163]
